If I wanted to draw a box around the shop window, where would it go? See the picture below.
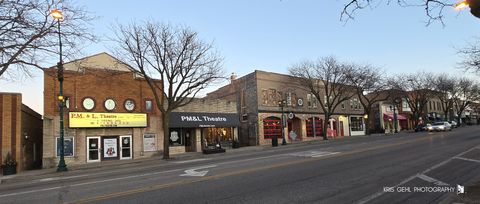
[350,117,364,131]
[263,116,281,139]
[169,129,183,146]
[202,127,234,147]
[56,137,74,157]
[306,117,323,137]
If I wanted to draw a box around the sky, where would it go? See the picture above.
[1,0,479,115]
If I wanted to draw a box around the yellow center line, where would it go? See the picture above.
[66,134,442,204]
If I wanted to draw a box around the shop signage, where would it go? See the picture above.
[170,112,240,128]
[69,112,147,128]
[143,134,157,152]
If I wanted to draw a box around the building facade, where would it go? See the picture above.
[206,70,366,146]
[43,53,164,167]
[1,93,43,172]
[169,99,239,153]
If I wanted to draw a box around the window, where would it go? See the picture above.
[263,116,282,139]
[56,137,74,157]
[145,99,153,112]
[64,96,70,109]
[306,117,323,137]
[241,89,247,120]
[312,95,318,108]
[402,99,408,108]
[307,94,312,108]
[437,102,441,110]
[350,117,364,131]
[341,101,345,109]
[429,101,432,110]
[169,129,184,146]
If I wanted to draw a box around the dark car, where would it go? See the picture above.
[415,124,427,132]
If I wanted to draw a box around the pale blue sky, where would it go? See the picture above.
[1,0,479,114]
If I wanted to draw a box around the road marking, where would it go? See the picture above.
[172,158,210,164]
[0,186,61,198]
[35,174,91,182]
[357,145,480,204]
[286,151,339,158]
[180,165,217,177]
[417,174,449,186]
[454,157,480,163]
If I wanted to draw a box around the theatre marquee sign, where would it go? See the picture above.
[69,112,147,128]
[170,112,239,128]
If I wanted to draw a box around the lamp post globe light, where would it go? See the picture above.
[51,9,67,172]
[278,100,287,145]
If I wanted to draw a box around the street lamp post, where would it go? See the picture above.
[278,100,287,145]
[51,9,67,172]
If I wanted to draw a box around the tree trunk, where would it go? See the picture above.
[323,113,330,140]
[162,113,170,160]
[364,109,371,135]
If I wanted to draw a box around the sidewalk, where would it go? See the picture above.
[0,131,411,184]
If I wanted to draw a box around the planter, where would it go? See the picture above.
[2,165,17,175]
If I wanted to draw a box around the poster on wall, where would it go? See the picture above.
[103,138,118,158]
[143,134,157,152]
[56,137,74,157]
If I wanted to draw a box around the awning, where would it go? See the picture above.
[383,113,407,120]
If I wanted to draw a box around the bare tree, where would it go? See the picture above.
[458,38,480,75]
[345,64,389,135]
[0,0,95,79]
[452,77,480,124]
[341,0,456,25]
[391,72,435,126]
[289,57,355,140]
[432,73,457,121]
[112,21,224,159]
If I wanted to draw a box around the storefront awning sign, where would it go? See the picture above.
[69,112,147,128]
[170,112,240,128]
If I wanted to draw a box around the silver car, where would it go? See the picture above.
[428,122,452,132]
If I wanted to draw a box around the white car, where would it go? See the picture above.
[428,122,452,132]
[450,121,458,128]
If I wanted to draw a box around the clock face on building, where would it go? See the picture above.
[124,99,135,111]
[82,97,95,110]
[104,99,116,111]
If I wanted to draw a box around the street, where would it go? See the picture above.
[1,126,480,204]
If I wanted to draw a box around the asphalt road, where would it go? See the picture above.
[1,126,480,204]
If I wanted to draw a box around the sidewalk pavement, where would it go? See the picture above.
[0,131,414,184]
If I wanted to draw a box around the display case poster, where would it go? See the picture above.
[56,137,74,157]
[103,138,118,158]
[143,134,157,152]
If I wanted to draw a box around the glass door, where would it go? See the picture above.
[120,135,132,160]
[87,137,100,162]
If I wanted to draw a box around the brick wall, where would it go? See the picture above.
[0,93,22,171]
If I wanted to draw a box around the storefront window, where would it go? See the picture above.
[56,137,74,157]
[350,116,364,131]
[306,117,323,137]
[202,127,233,147]
[263,116,281,139]
[169,129,183,146]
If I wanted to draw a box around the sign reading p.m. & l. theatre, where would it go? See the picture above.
[69,112,147,128]
[170,112,240,128]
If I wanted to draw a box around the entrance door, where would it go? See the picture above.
[87,137,101,163]
[120,135,132,160]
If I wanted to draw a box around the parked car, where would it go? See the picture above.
[428,122,452,132]
[450,121,458,128]
[415,124,427,132]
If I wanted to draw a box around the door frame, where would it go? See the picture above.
[86,136,101,163]
[119,135,132,160]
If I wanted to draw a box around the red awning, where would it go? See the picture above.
[383,113,407,120]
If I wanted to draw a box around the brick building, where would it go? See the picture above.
[43,53,164,167]
[1,93,43,173]
[206,70,366,146]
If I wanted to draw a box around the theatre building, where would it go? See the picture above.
[42,53,164,167]
[206,70,366,146]
[168,99,239,153]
